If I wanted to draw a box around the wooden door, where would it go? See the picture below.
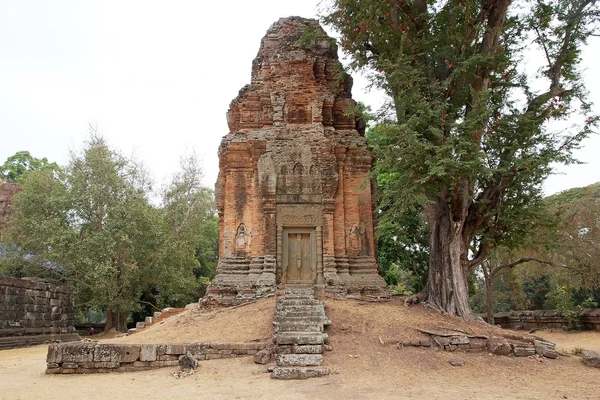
[282,229,315,284]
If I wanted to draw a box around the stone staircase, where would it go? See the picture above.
[271,285,331,379]
[128,307,186,335]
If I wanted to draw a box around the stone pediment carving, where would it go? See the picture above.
[277,204,322,227]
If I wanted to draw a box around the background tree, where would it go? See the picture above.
[324,0,599,318]
[1,151,60,182]
[4,133,217,332]
[469,182,600,321]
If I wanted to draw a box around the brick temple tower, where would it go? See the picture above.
[205,17,388,304]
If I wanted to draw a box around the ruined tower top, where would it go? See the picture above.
[226,16,358,134]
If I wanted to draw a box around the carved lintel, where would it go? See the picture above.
[276,204,323,227]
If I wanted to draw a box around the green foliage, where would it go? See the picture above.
[384,263,417,296]
[545,284,597,328]
[1,151,60,182]
[324,0,599,316]
[296,25,320,47]
[523,275,553,310]
[5,130,218,325]
[368,124,429,293]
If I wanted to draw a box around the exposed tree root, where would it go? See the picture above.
[404,291,426,306]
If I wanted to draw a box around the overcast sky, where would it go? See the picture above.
[1,1,598,196]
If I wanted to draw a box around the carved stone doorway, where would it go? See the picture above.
[282,228,316,285]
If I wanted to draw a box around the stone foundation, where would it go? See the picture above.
[0,276,79,349]
[45,341,270,374]
[492,309,600,331]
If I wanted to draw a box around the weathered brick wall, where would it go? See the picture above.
[0,276,79,349]
[46,341,269,374]
[492,309,600,331]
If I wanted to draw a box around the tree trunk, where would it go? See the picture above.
[417,199,473,319]
[105,309,128,333]
[485,276,495,325]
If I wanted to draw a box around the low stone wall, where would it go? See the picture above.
[493,309,600,331]
[0,276,79,349]
[397,332,558,359]
[46,341,270,374]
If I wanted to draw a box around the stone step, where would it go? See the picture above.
[274,316,331,325]
[275,323,323,333]
[293,345,323,354]
[275,332,326,345]
[271,366,330,380]
[276,304,325,312]
[278,298,323,306]
[277,353,323,367]
[278,310,327,318]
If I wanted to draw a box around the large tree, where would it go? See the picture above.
[325,0,599,318]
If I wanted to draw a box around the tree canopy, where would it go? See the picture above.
[324,0,600,318]
[1,150,60,182]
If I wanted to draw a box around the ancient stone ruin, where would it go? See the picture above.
[0,276,79,349]
[205,17,388,304]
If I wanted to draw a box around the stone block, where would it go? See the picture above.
[277,354,323,367]
[158,355,179,361]
[140,344,157,361]
[63,344,94,363]
[179,352,198,371]
[512,344,536,357]
[165,344,185,355]
[582,350,600,368]
[254,349,273,364]
[488,337,512,356]
[534,340,556,357]
[293,345,322,354]
[449,336,469,345]
[133,361,151,367]
[117,345,141,363]
[93,344,113,362]
[271,366,329,380]
[46,344,63,363]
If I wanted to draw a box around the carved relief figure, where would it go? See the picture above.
[292,162,304,175]
[236,223,248,250]
[348,224,363,254]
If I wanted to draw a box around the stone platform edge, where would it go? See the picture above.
[46,341,270,374]
[0,333,81,350]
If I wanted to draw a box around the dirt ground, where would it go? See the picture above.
[103,297,275,344]
[1,297,600,400]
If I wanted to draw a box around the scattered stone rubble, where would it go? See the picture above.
[271,285,331,379]
[581,350,600,368]
[396,330,559,359]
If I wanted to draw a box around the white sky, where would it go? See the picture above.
[0,1,598,196]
